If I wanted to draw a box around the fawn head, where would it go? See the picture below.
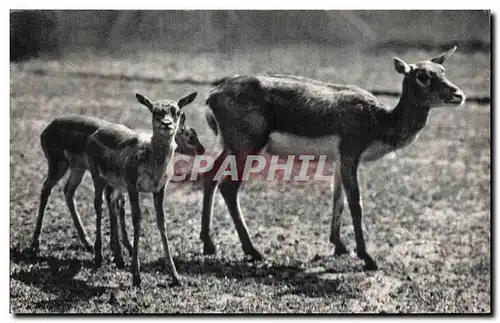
[394,46,466,108]
[136,92,198,138]
[175,113,206,155]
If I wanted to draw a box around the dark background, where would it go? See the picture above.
[10,10,490,60]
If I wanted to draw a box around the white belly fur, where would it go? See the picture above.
[266,132,399,163]
[361,140,396,162]
[266,132,340,159]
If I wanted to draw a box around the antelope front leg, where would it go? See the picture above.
[153,186,181,286]
[340,153,378,271]
[219,178,263,261]
[200,149,228,255]
[330,162,348,256]
[128,188,142,287]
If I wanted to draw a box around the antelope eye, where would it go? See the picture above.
[417,73,430,84]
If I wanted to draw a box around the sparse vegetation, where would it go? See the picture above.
[10,45,490,313]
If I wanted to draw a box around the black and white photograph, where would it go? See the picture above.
[9,9,491,314]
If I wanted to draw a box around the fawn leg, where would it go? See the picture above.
[92,178,106,268]
[106,186,125,268]
[128,188,142,286]
[117,194,133,256]
[31,160,68,253]
[153,186,181,286]
[64,168,93,252]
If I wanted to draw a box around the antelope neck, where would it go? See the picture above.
[384,93,431,146]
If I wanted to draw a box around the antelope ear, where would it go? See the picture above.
[136,93,154,113]
[178,92,198,109]
[394,57,411,75]
[430,46,457,65]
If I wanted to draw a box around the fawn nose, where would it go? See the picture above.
[161,119,173,128]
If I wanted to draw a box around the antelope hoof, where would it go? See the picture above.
[334,243,348,256]
[203,240,217,255]
[357,251,378,271]
[363,260,379,271]
[244,248,264,262]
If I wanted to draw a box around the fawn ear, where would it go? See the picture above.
[136,93,154,113]
[178,92,197,109]
[430,46,457,65]
[179,112,187,130]
[394,57,411,75]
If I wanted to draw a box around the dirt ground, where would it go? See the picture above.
[10,45,491,313]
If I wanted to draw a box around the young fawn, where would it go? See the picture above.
[86,92,197,287]
[201,47,465,270]
[30,112,204,259]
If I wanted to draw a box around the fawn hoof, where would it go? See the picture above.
[94,256,103,269]
[28,242,40,255]
[170,276,182,287]
[115,257,125,269]
[132,275,142,287]
[334,243,348,256]
[124,246,134,257]
[84,242,94,253]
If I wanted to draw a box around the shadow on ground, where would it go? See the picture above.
[143,255,362,299]
[10,246,110,312]
[11,245,364,304]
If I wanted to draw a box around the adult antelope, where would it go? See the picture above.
[201,47,465,270]
[87,92,197,286]
[31,111,204,265]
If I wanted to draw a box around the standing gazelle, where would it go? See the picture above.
[30,114,205,261]
[201,47,465,270]
[87,92,197,287]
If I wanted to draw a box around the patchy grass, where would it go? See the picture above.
[10,46,490,313]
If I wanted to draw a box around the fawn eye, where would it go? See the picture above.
[417,73,430,84]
